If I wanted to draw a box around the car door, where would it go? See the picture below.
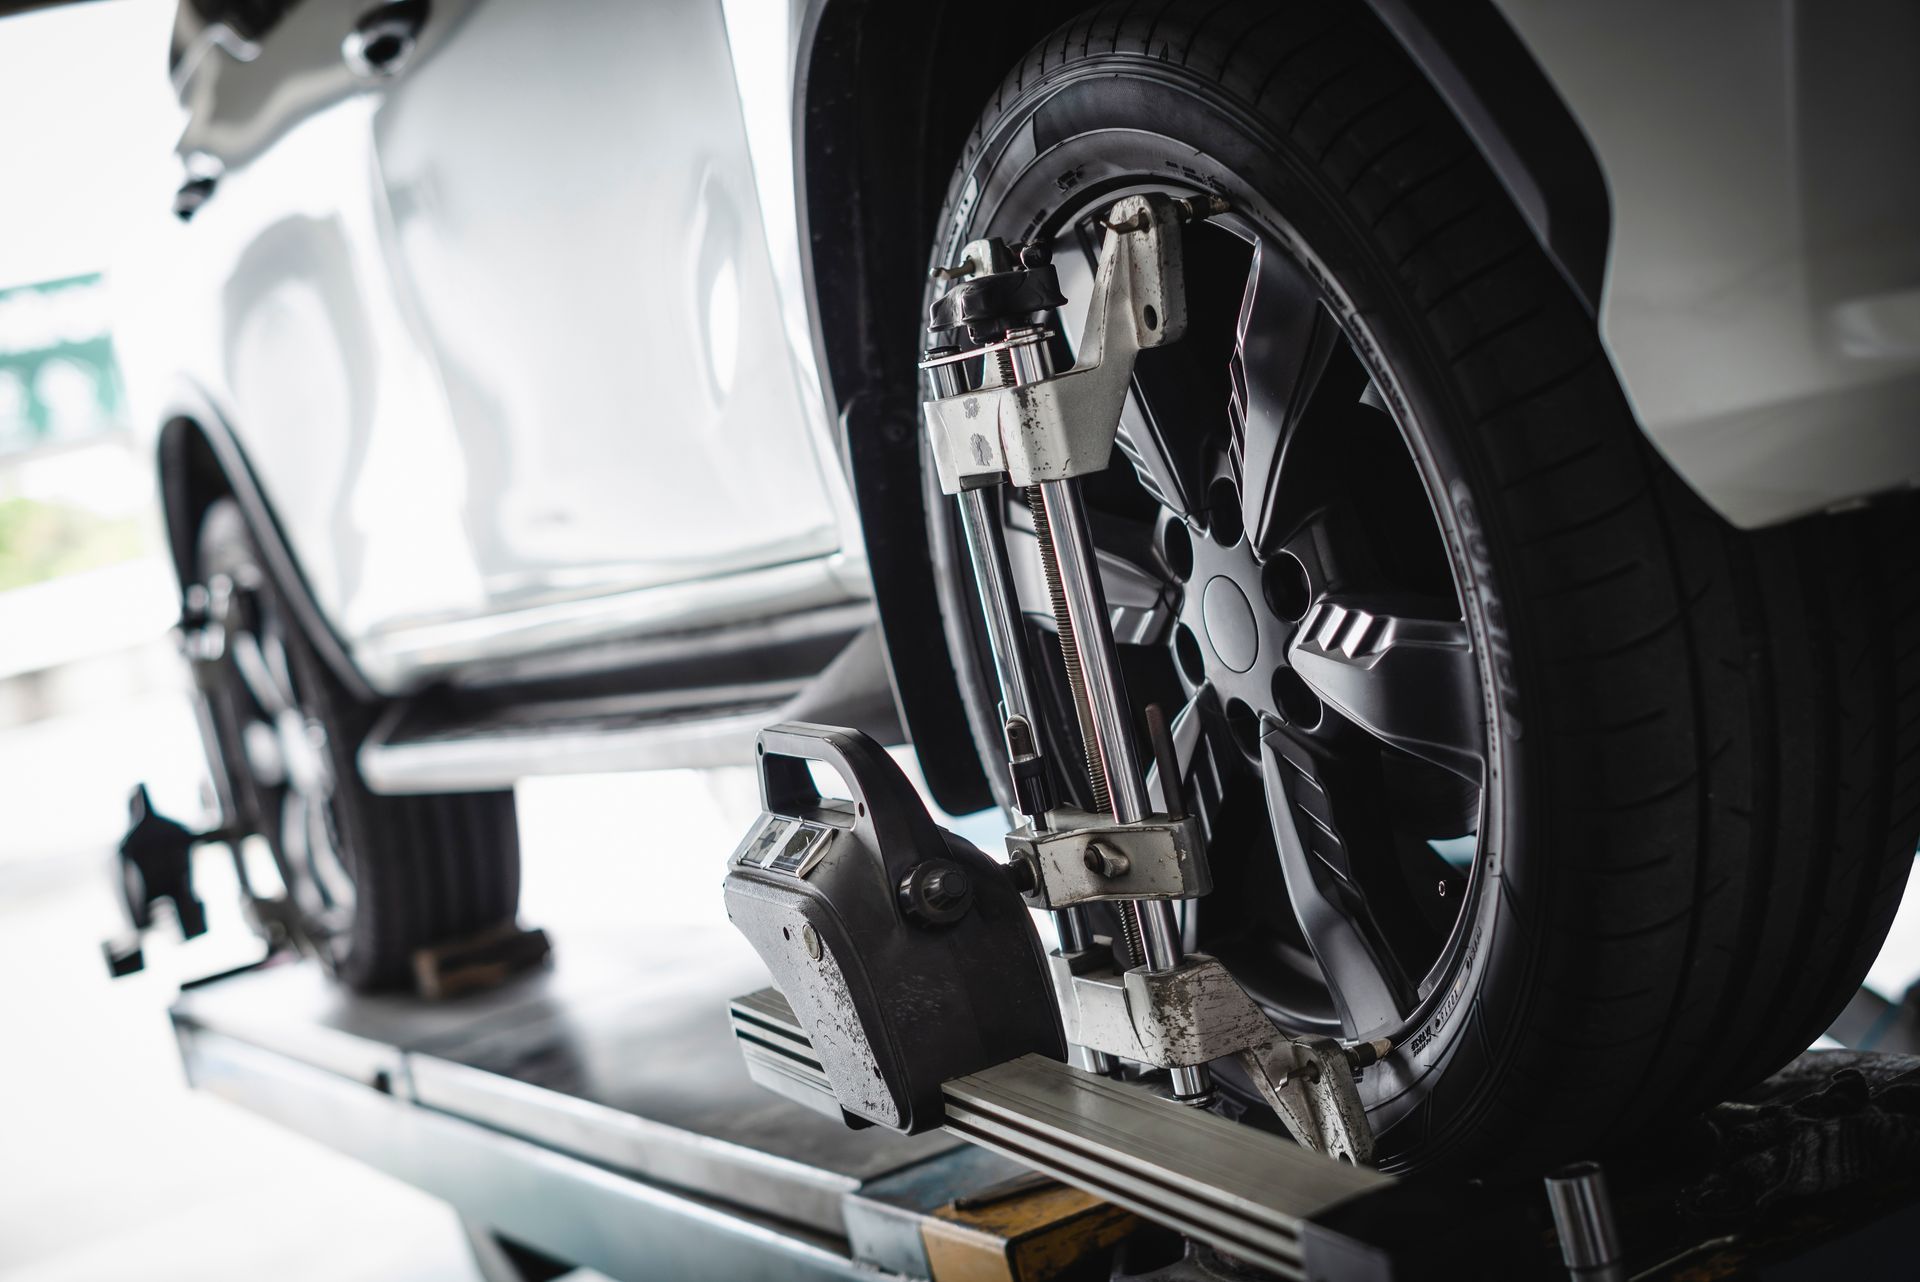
[359,0,848,642]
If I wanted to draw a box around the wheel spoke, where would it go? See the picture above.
[1002,512,1178,647]
[230,627,296,717]
[1287,596,1484,783]
[1260,724,1416,1036]
[1148,682,1235,840]
[1230,239,1341,559]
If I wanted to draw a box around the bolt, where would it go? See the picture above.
[1083,843,1131,878]
[1174,194,1232,222]
[1006,856,1038,895]
[1437,880,1449,897]
[801,923,822,960]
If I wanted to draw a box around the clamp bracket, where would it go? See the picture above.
[1049,949,1383,1163]
[1006,806,1210,909]
[1236,1036,1376,1168]
[922,192,1223,492]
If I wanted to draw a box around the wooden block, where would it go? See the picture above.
[922,1175,1138,1282]
[411,922,552,1000]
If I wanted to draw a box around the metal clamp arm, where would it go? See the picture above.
[1050,949,1386,1162]
[1005,806,1211,909]
[922,193,1222,492]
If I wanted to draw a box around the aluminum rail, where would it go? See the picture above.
[730,989,1388,1280]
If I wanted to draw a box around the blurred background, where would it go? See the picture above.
[2,2,1918,1279]
[0,11,748,1277]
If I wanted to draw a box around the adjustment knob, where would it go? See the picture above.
[899,860,974,925]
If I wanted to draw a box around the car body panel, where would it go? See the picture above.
[147,0,860,696]
[1492,0,1920,527]
[138,0,1920,713]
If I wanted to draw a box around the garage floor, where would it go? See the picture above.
[0,762,764,1282]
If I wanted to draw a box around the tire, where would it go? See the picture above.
[920,0,1920,1172]
[193,498,521,992]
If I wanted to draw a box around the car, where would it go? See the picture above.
[128,0,1920,1173]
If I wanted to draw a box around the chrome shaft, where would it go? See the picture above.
[1545,1163,1626,1282]
[957,489,1042,737]
[1026,484,1113,816]
[1034,476,1209,1102]
[938,341,1112,1075]
[1036,482,1149,821]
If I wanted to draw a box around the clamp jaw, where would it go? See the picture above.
[922,192,1224,492]
[101,784,218,977]
[1051,946,1386,1164]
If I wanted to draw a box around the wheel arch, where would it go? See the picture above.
[156,396,377,704]
[793,0,1610,814]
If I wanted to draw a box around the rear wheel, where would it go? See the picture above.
[923,0,1920,1172]
[193,498,521,992]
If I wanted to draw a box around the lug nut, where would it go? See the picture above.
[1083,843,1130,878]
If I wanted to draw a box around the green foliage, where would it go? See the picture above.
[0,497,147,592]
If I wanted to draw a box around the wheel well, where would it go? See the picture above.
[157,414,376,703]
[156,416,231,587]
[795,0,1608,814]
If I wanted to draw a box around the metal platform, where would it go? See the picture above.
[170,927,1036,1282]
[172,927,1920,1282]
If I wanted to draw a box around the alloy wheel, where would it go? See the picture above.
[987,199,1490,1045]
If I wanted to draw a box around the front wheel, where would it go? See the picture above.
[922,0,1920,1172]
[192,497,521,992]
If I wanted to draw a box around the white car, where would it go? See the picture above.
[133,0,1920,1173]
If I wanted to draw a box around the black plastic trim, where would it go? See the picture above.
[1363,0,1610,317]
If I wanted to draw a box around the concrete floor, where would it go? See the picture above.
[0,752,756,1282]
[0,820,497,1280]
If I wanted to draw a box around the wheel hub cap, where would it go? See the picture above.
[1201,576,1259,672]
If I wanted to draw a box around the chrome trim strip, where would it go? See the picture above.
[358,694,793,794]
[351,554,868,695]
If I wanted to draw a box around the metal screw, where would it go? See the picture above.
[800,923,822,960]
[1083,843,1130,878]
[1006,856,1038,895]
[1437,880,1449,897]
